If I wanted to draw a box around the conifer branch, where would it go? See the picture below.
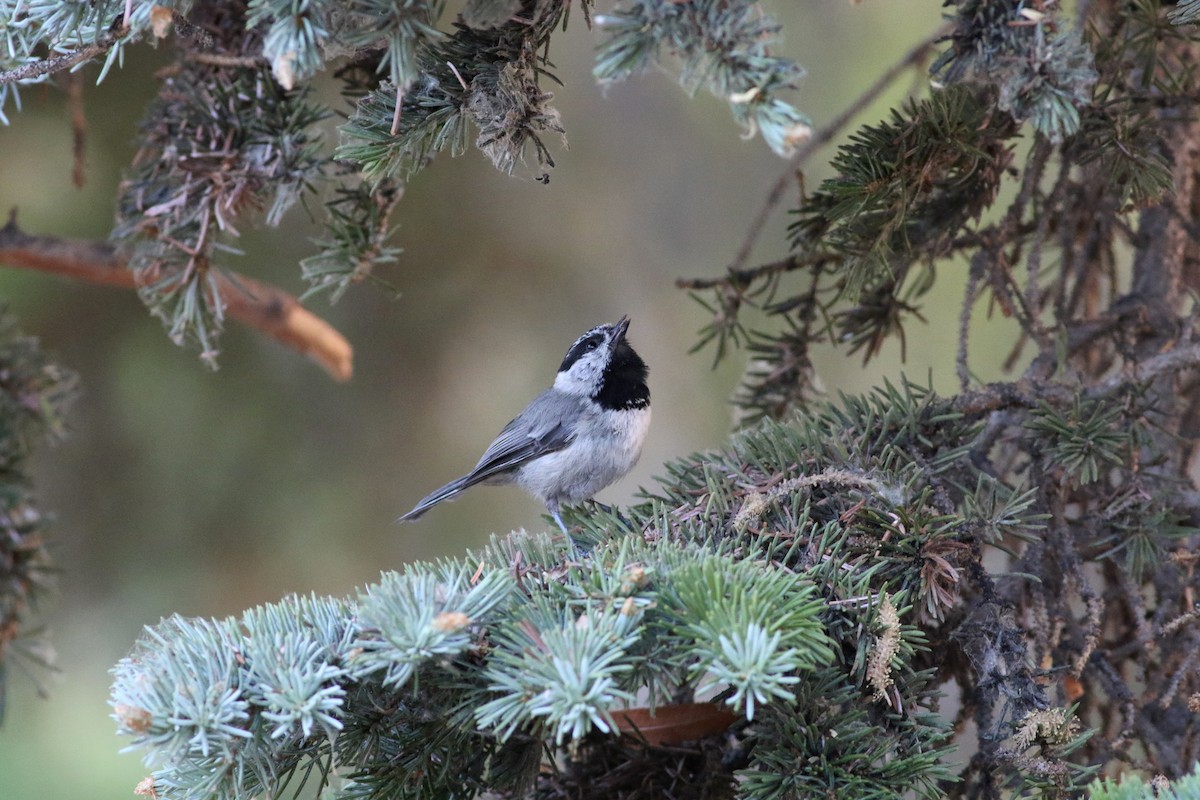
[952,338,1200,420]
[1092,341,1200,396]
[594,1,809,159]
[0,214,353,381]
[2,1,814,369]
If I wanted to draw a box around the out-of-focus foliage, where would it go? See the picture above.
[1086,761,1200,799]
[0,303,74,718]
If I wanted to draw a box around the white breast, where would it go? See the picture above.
[516,405,651,506]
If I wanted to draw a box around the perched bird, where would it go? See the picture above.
[398,316,651,535]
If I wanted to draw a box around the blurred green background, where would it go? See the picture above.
[0,3,1005,795]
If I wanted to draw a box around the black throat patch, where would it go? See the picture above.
[595,341,650,410]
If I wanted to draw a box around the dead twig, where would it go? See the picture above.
[0,210,353,381]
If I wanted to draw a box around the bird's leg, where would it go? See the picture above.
[545,500,583,558]
[545,498,568,534]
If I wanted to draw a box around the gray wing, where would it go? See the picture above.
[468,389,581,479]
[398,390,579,521]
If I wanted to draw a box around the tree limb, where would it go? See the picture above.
[953,339,1200,418]
[0,212,353,381]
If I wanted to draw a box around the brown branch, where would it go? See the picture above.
[954,338,1200,418]
[1093,341,1200,395]
[956,251,984,392]
[0,212,353,381]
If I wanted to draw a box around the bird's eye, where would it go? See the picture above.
[583,337,600,351]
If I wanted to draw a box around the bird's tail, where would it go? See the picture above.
[397,474,478,522]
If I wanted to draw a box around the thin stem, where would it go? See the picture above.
[727,22,952,274]
[66,71,87,188]
[0,35,117,86]
[391,85,404,136]
[188,53,266,68]
[957,252,983,392]
[675,252,839,291]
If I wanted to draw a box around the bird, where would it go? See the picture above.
[398,315,651,538]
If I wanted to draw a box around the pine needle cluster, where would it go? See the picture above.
[932,0,1097,144]
[592,0,810,157]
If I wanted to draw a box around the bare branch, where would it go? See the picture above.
[954,338,1200,418]
[674,252,839,291]
[1093,341,1200,395]
[0,211,353,381]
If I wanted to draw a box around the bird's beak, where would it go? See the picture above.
[611,315,630,350]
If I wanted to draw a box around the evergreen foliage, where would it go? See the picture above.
[932,0,1097,143]
[112,350,1198,795]
[115,383,985,799]
[3,0,1200,797]
[1086,761,1200,799]
[0,304,75,719]
[0,0,808,362]
[688,1,1186,420]
[671,1,1200,796]
[592,0,810,157]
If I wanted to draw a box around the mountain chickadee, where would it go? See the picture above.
[398,315,651,535]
